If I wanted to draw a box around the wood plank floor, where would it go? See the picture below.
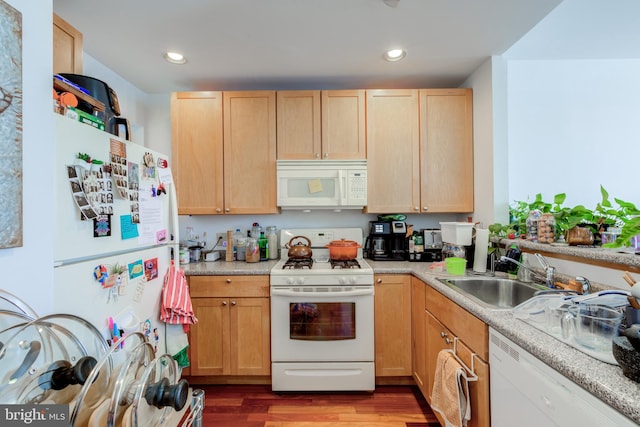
[196,384,441,427]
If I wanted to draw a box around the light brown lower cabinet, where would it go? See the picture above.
[421,281,491,427]
[411,277,428,395]
[374,274,412,377]
[188,276,270,376]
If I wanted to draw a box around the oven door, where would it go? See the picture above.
[270,286,374,362]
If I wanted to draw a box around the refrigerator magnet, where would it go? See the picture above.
[156,229,167,244]
[93,264,108,286]
[128,259,144,279]
[142,152,156,179]
[144,258,158,281]
[93,215,111,237]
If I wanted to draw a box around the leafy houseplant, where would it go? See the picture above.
[506,192,594,239]
[596,186,640,248]
[489,187,640,248]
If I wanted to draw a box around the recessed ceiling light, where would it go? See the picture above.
[383,49,406,62]
[163,51,187,64]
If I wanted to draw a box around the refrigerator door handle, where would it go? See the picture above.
[169,179,180,261]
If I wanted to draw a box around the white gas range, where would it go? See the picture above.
[270,228,375,392]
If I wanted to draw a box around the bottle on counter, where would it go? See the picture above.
[258,231,269,261]
[266,226,278,259]
[414,233,424,254]
[251,223,262,239]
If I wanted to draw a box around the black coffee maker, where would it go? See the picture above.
[364,220,408,260]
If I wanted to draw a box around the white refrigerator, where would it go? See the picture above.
[53,113,183,357]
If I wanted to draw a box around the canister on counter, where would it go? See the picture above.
[179,247,190,264]
[246,238,260,263]
[236,236,247,261]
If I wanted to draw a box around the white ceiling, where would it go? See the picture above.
[53,0,639,95]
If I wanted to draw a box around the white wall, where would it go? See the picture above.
[463,57,512,228]
[506,59,640,209]
[179,211,458,253]
[1,0,54,314]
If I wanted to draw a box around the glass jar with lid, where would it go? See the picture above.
[245,238,260,263]
[537,213,556,243]
[526,210,542,242]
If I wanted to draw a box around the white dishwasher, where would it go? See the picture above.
[489,328,636,427]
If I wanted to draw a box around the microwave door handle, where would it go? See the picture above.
[338,170,347,206]
[271,288,373,298]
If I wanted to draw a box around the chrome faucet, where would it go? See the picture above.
[500,253,556,287]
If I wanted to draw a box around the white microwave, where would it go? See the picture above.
[276,160,367,210]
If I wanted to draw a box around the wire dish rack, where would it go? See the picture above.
[0,290,203,426]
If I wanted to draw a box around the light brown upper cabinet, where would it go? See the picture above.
[366,89,420,213]
[171,91,277,215]
[223,91,278,214]
[276,90,365,160]
[53,14,83,74]
[419,88,474,213]
[366,88,473,213]
[171,92,224,214]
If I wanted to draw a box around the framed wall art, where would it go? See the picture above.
[0,0,23,248]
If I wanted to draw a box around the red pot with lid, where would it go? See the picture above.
[325,239,362,260]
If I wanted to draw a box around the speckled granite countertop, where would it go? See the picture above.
[182,259,278,275]
[181,259,640,424]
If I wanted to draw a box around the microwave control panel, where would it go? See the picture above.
[347,171,367,204]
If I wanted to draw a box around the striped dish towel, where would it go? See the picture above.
[161,263,198,327]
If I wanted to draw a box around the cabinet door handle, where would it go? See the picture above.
[376,278,383,284]
[231,301,237,306]
[445,337,452,344]
[225,208,230,212]
[226,278,232,283]
[323,153,329,158]
[222,301,228,306]
[216,208,221,213]
[414,206,420,211]
[315,153,320,158]
[440,331,447,338]
[423,206,428,211]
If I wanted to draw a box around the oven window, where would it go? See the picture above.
[289,302,355,340]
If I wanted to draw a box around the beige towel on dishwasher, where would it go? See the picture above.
[430,350,472,427]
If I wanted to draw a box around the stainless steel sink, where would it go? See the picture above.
[437,277,548,310]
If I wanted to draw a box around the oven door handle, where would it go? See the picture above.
[270,288,374,298]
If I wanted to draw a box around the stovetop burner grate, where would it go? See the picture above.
[282,258,313,269]
[330,259,361,269]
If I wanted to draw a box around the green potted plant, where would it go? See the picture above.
[596,186,640,248]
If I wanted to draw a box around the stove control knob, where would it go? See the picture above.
[286,278,295,285]
[348,277,358,284]
[296,278,304,285]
